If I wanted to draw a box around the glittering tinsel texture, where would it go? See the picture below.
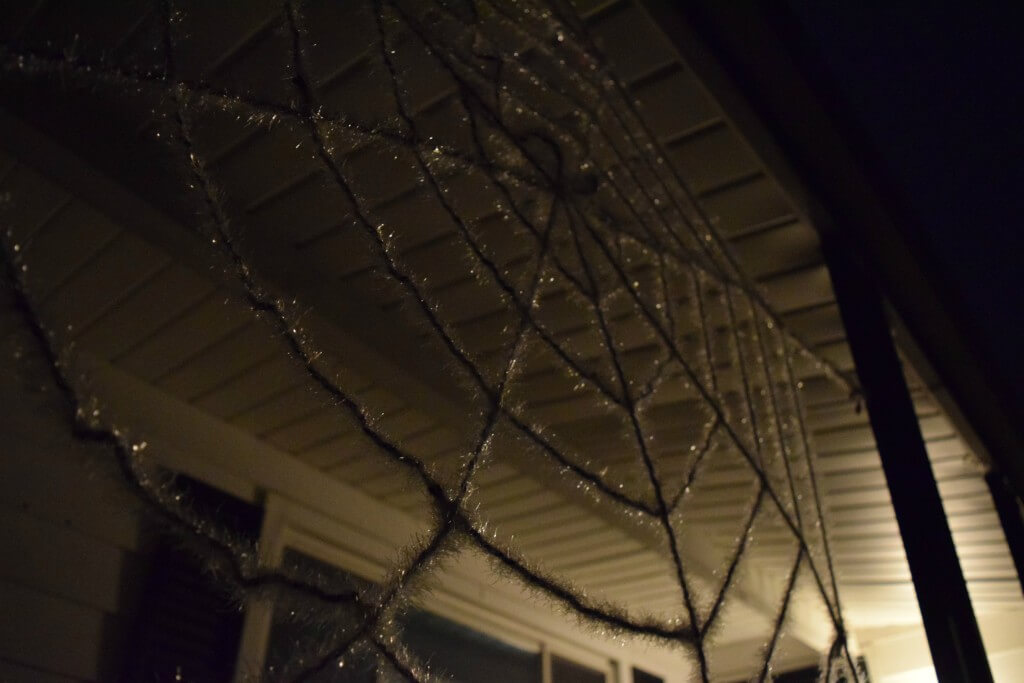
[0,0,862,680]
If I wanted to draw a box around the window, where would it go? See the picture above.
[401,611,540,683]
[550,654,606,683]
[632,667,665,683]
[264,549,542,682]
[264,549,376,681]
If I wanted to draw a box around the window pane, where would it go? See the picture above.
[399,611,541,682]
[632,667,664,683]
[264,550,375,682]
[551,655,604,683]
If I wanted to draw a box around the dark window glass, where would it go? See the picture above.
[264,550,376,682]
[773,666,821,683]
[551,654,605,683]
[400,611,540,682]
[632,667,664,683]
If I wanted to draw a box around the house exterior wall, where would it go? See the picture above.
[0,296,148,682]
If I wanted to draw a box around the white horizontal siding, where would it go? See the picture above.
[1,304,145,682]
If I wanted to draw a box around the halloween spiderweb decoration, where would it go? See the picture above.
[0,0,862,680]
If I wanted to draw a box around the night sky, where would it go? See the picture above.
[784,2,1023,412]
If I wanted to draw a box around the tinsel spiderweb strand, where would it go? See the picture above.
[0,0,862,680]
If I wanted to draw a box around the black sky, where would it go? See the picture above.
[784,1,1024,410]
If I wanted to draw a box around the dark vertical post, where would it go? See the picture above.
[824,241,993,683]
[985,471,1024,594]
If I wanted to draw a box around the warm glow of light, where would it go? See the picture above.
[879,666,937,683]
